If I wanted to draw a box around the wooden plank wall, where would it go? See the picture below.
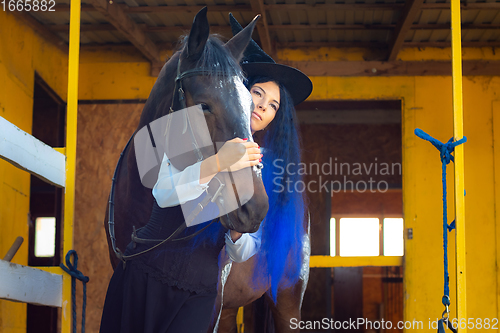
[74,103,143,332]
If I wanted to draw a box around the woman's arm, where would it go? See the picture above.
[154,153,219,207]
[153,138,261,208]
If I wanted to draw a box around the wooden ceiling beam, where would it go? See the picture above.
[51,23,393,32]
[126,4,252,13]
[53,2,500,13]
[249,0,273,57]
[265,3,403,11]
[145,25,229,34]
[277,42,388,48]
[270,2,500,10]
[50,24,117,32]
[282,60,500,76]
[279,41,500,49]
[404,41,500,48]
[412,23,500,30]
[49,23,231,34]
[268,2,499,10]
[421,2,500,10]
[80,41,500,59]
[53,3,96,11]
[53,3,252,12]
[86,0,163,76]
[269,24,394,30]
[387,0,425,61]
[51,22,500,33]
[58,3,398,13]
[9,12,68,53]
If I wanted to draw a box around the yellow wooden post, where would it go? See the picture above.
[236,307,244,333]
[62,0,81,330]
[451,0,467,328]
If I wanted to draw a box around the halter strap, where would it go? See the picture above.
[169,57,229,113]
[177,69,225,81]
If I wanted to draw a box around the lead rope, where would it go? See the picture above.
[414,128,466,333]
[60,250,90,333]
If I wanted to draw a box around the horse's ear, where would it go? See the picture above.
[184,7,210,60]
[224,15,260,62]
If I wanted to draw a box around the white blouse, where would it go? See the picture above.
[153,154,262,263]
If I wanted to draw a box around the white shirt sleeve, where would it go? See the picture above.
[152,153,210,208]
[224,226,262,263]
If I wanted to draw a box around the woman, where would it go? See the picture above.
[230,12,313,301]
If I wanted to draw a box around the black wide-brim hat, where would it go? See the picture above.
[230,14,313,106]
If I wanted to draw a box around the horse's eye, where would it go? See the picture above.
[201,103,210,113]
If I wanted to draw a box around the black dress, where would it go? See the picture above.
[99,201,226,333]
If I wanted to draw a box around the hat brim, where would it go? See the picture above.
[242,63,313,106]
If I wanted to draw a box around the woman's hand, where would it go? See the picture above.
[199,138,261,184]
[217,138,261,172]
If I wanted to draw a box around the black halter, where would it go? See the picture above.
[108,59,230,264]
[170,57,225,113]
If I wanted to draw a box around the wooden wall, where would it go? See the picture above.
[74,103,143,332]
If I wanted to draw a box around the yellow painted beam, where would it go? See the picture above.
[236,307,244,333]
[38,266,65,275]
[54,147,66,155]
[62,0,81,331]
[451,0,467,328]
[309,255,403,268]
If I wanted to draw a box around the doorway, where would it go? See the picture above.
[27,73,66,333]
[299,100,403,333]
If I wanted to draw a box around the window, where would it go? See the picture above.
[330,217,404,257]
[34,217,56,257]
[383,218,404,256]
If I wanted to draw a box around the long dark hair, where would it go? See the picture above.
[246,76,306,302]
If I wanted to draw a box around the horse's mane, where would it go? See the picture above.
[180,35,244,80]
[249,76,306,303]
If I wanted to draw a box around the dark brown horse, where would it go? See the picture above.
[210,220,310,333]
[104,8,269,269]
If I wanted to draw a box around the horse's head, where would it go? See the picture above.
[139,8,269,233]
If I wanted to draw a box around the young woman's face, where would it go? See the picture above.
[250,81,280,133]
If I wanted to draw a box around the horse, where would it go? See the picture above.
[103,7,269,274]
[210,219,310,333]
